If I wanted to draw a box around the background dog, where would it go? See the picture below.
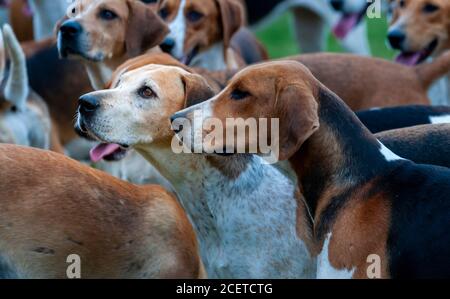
[388,0,449,106]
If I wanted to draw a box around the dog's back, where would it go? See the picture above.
[377,124,450,169]
[0,144,202,279]
[378,160,450,278]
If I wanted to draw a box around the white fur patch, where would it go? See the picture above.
[168,0,187,59]
[378,141,405,162]
[317,233,355,279]
[138,147,317,279]
[429,114,450,125]
[190,43,227,70]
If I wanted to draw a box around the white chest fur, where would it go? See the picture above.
[138,148,316,278]
[317,233,355,279]
[428,66,449,106]
[190,43,228,71]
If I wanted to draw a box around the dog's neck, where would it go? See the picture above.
[190,42,239,71]
[291,88,405,241]
[84,47,162,90]
[84,61,113,91]
[135,136,316,278]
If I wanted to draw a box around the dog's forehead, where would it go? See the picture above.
[232,62,309,85]
[119,64,188,86]
[72,0,128,15]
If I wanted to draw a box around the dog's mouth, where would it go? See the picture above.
[60,47,104,62]
[395,38,439,66]
[76,117,130,163]
[181,46,199,65]
[58,39,104,62]
[89,143,129,162]
[332,9,367,40]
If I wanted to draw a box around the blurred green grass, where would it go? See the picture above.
[255,13,396,60]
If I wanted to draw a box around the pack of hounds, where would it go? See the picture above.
[0,0,448,279]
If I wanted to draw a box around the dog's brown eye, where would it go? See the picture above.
[99,9,118,21]
[230,89,250,101]
[138,87,155,99]
[423,3,439,13]
[187,10,204,23]
[159,7,170,20]
[399,0,405,8]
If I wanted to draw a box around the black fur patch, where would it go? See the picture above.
[381,163,450,278]
[244,0,285,25]
[357,105,450,134]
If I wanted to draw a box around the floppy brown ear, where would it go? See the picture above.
[181,73,216,107]
[216,0,244,52]
[125,0,169,57]
[276,84,319,161]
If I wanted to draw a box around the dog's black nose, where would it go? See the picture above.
[330,0,344,11]
[60,20,82,38]
[160,38,176,53]
[79,95,100,113]
[388,30,406,50]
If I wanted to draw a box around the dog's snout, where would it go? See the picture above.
[160,38,176,53]
[79,95,100,114]
[60,20,83,38]
[330,0,344,11]
[388,30,406,50]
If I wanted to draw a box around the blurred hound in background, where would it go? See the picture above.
[242,0,371,55]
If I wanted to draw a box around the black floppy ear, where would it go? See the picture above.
[276,83,319,161]
[125,0,169,57]
[181,73,216,108]
[215,0,244,52]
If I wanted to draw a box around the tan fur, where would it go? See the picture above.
[109,52,230,94]
[0,144,202,279]
[157,0,247,68]
[389,0,450,56]
[288,53,450,110]
[120,51,450,111]
[59,0,168,89]
[9,0,34,42]
[324,183,390,279]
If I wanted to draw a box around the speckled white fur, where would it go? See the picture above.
[137,146,316,279]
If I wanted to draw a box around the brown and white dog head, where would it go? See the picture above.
[388,0,450,65]
[157,0,244,69]
[0,24,51,149]
[57,0,168,64]
[76,63,214,153]
[171,61,320,161]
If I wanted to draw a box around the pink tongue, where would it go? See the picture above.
[90,143,121,163]
[395,52,422,66]
[333,14,359,40]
